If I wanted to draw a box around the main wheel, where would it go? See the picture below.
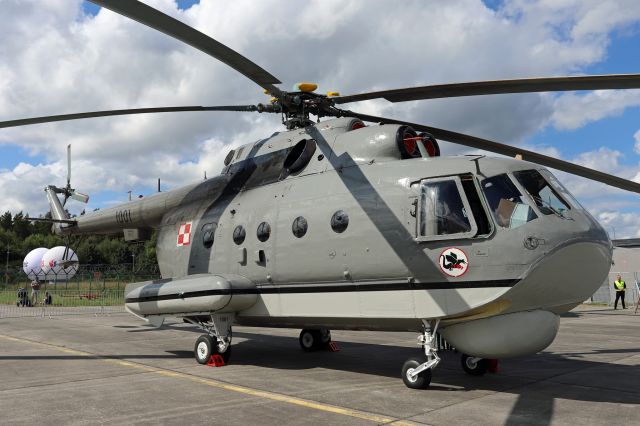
[299,329,323,351]
[401,357,432,389]
[319,328,332,344]
[213,340,232,363]
[194,334,214,364]
[461,354,488,376]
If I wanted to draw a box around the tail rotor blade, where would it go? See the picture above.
[67,144,71,187]
[70,191,90,204]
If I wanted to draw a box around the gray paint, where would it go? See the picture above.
[439,310,560,358]
[48,118,613,341]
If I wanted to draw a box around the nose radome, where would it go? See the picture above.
[503,240,612,314]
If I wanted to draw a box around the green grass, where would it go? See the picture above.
[0,288,125,307]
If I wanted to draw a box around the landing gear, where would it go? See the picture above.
[401,357,432,389]
[461,354,488,376]
[299,328,331,351]
[195,335,214,364]
[401,319,440,389]
[185,314,233,365]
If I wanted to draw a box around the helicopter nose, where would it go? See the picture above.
[506,238,612,313]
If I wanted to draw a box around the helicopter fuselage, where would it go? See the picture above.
[49,118,612,359]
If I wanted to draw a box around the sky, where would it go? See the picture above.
[1,0,640,237]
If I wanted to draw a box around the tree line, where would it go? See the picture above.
[0,211,157,268]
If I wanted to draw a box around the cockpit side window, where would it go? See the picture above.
[482,174,537,229]
[513,170,570,215]
[419,177,477,240]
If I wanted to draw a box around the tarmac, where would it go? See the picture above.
[0,305,638,425]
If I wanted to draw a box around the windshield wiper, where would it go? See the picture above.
[531,195,569,219]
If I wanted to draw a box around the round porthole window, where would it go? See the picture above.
[257,222,271,242]
[201,223,217,249]
[330,210,349,233]
[292,216,308,238]
[233,225,246,245]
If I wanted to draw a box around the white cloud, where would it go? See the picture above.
[595,210,640,238]
[549,146,639,198]
[0,0,640,218]
[551,90,640,130]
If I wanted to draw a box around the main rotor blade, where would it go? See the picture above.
[345,111,640,194]
[0,105,258,129]
[334,74,640,104]
[89,0,282,95]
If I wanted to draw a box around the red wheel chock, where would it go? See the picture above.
[327,341,341,352]
[488,359,499,373]
[206,354,225,367]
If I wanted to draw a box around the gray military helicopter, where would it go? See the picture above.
[4,0,640,389]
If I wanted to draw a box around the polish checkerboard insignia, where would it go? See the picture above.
[177,222,192,247]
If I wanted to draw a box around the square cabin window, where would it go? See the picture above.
[418,176,478,241]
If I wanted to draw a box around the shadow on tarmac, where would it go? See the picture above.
[3,325,638,425]
[227,331,640,424]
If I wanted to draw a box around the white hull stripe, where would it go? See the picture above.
[125,279,519,304]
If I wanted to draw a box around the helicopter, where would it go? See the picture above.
[3,0,640,389]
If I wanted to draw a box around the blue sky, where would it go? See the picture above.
[1,0,640,236]
[82,0,201,15]
[532,28,640,160]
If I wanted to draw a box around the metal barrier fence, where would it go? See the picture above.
[0,267,160,319]
[1,265,159,289]
[0,288,126,318]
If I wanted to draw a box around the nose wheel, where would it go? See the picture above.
[401,357,432,389]
[401,319,440,389]
[461,354,488,376]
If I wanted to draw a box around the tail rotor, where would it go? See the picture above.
[57,144,89,206]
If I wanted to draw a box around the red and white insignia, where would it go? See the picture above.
[439,247,469,278]
[177,222,192,247]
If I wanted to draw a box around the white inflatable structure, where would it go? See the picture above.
[23,247,49,280]
[40,246,79,282]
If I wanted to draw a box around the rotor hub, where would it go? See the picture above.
[257,89,344,130]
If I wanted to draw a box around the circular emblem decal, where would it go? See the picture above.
[439,247,469,278]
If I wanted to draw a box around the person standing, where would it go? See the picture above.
[613,274,626,310]
[30,279,41,307]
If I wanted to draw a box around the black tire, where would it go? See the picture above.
[319,328,332,344]
[195,334,214,364]
[461,354,488,376]
[401,357,432,389]
[299,329,323,351]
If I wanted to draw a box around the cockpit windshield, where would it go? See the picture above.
[481,174,537,229]
[513,169,570,216]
